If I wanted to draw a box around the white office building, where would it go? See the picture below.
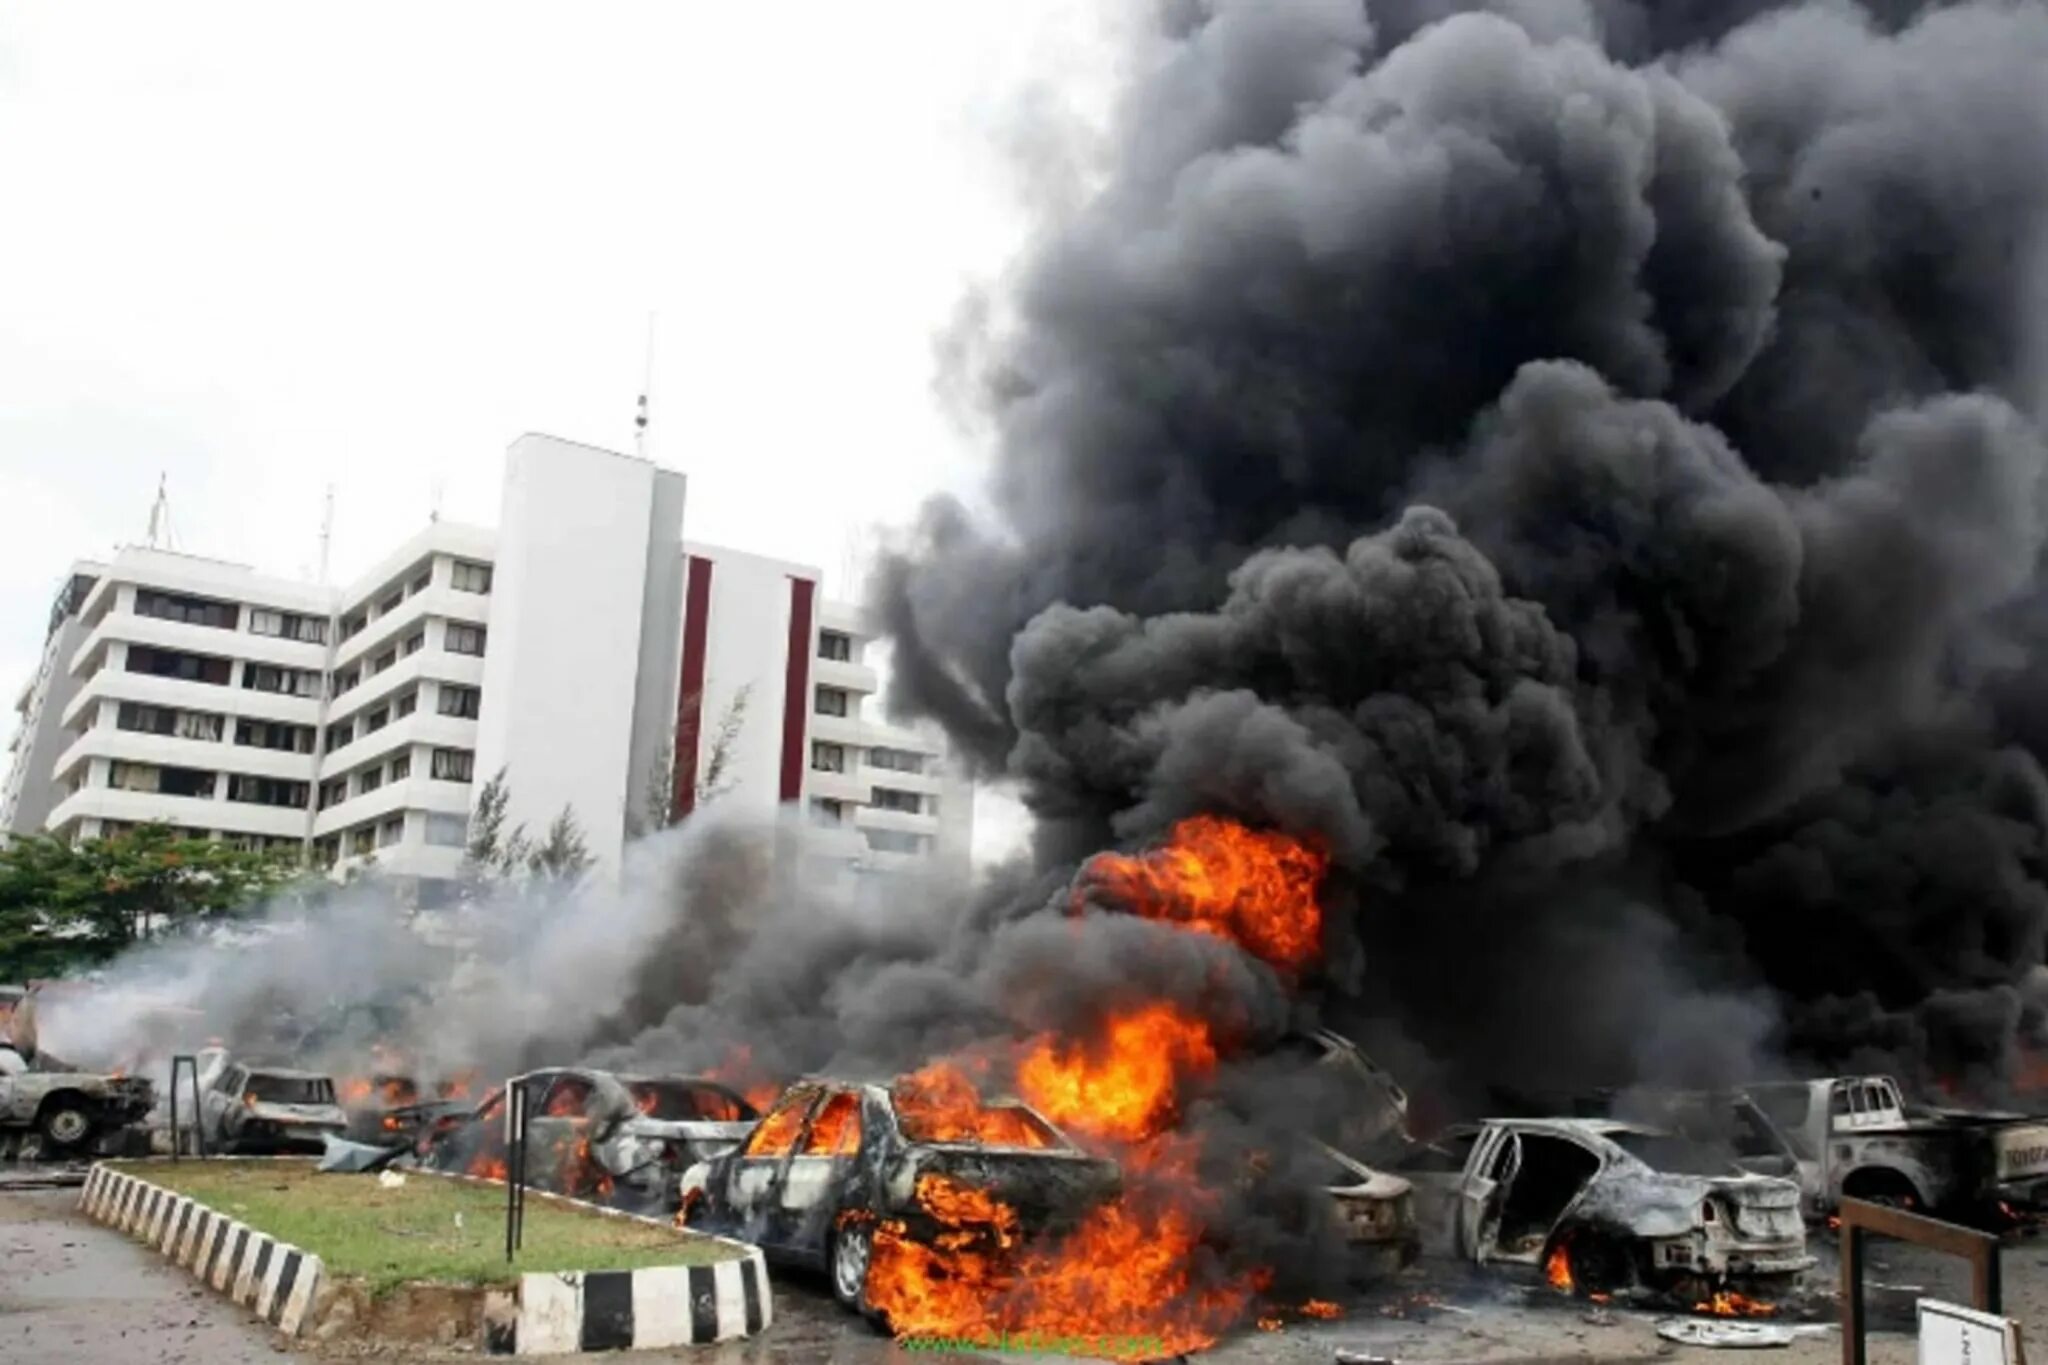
[2,434,972,900]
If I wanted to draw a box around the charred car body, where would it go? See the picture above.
[1395,1119,1812,1298]
[0,1043,155,1156]
[418,1068,758,1214]
[1745,1076,2048,1220]
[1309,1138,1421,1273]
[679,1077,1121,1318]
[198,1057,348,1154]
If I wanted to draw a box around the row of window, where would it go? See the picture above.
[810,742,931,777]
[807,790,941,824]
[131,590,334,646]
[330,623,486,700]
[319,747,475,811]
[122,631,483,704]
[104,761,309,809]
[116,703,316,754]
[311,809,469,865]
[326,682,478,752]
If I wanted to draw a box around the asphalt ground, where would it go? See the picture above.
[8,1181,2036,1365]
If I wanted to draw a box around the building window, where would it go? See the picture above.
[868,747,927,774]
[331,666,361,696]
[125,645,232,686]
[247,609,324,643]
[134,589,238,630]
[325,721,354,752]
[378,816,404,848]
[863,828,931,855]
[243,664,318,697]
[377,587,404,616]
[349,825,375,857]
[358,767,383,796]
[431,748,475,782]
[445,623,486,656]
[871,787,923,814]
[234,719,314,753]
[371,647,397,675]
[390,754,411,782]
[819,631,852,662]
[409,567,431,595]
[811,741,845,774]
[401,630,425,657]
[451,561,492,594]
[313,837,339,868]
[108,764,216,799]
[425,813,468,847]
[318,779,347,810]
[365,706,390,734]
[226,775,309,809]
[339,612,366,642]
[118,703,224,742]
[814,686,849,718]
[438,684,481,719]
[809,797,846,826]
[394,689,417,719]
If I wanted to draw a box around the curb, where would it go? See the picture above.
[77,1161,774,1354]
[493,1256,774,1354]
[79,1164,323,1335]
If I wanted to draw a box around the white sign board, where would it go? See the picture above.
[1919,1299,2023,1365]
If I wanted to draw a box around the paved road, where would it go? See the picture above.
[0,1187,301,1365]
[6,1181,1973,1365]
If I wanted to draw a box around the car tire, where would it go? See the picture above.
[38,1101,93,1150]
[828,1217,889,1332]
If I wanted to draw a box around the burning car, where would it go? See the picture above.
[198,1059,348,1154]
[339,1072,478,1149]
[418,1068,759,1214]
[1394,1118,1812,1301]
[677,1074,1122,1322]
[0,1044,155,1156]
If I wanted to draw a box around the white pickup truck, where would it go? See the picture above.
[1744,1075,2048,1220]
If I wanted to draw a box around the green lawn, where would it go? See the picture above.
[111,1159,739,1295]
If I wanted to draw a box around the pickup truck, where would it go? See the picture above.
[1744,1075,2048,1220]
[0,1044,156,1155]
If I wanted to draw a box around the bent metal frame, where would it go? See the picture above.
[1839,1196,2002,1365]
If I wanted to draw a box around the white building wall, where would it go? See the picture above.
[2,565,102,839]
[474,435,686,878]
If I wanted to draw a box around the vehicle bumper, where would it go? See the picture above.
[1993,1176,2048,1207]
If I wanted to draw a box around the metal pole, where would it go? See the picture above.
[514,1084,528,1253]
[504,1080,519,1262]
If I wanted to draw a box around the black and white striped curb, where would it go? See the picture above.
[489,1253,775,1354]
[79,1164,323,1335]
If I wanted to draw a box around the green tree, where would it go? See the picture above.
[462,769,590,896]
[0,824,297,979]
[631,683,752,839]
[527,806,593,885]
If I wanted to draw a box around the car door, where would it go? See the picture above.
[718,1084,822,1247]
[1456,1125,1519,1264]
[770,1087,864,1260]
[204,1065,244,1144]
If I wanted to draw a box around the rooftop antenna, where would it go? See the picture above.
[635,310,656,461]
[145,473,178,551]
[429,477,445,525]
[317,485,335,584]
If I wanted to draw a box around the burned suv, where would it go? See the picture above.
[199,1061,348,1154]
[679,1071,1121,1322]
[0,1045,155,1155]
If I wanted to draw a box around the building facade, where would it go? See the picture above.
[671,542,973,881]
[2,435,971,898]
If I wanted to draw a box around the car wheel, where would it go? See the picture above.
[39,1102,93,1149]
[830,1219,873,1310]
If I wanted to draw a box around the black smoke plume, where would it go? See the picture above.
[876,0,2048,1098]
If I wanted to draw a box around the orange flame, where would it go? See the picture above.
[1015,1003,1218,1144]
[1694,1291,1778,1318]
[1077,815,1327,972]
[894,1063,1056,1149]
[703,1044,782,1112]
[1545,1241,1574,1293]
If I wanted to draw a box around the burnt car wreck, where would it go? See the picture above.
[1394,1118,1813,1303]
[679,1075,1121,1321]
[0,1042,154,1158]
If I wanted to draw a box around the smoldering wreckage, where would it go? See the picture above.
[14,0,2048,1353]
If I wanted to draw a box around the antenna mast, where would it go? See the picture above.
[318,485,335,584]
[145,473,177,551]
[635,311,657,460]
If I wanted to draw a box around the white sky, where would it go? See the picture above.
[0,2,1124,862]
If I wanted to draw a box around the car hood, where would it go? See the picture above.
[1573,1169,1799,1239]
[1328,1169,1413,1201]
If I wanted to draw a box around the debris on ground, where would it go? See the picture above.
[1655,1318,1797,1348]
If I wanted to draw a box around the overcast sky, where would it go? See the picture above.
[0,2,1120,859]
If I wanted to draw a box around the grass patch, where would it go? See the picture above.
[111,1159,738,1295]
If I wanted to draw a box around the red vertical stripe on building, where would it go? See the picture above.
[672,555,714,819]
[779,576,816,803]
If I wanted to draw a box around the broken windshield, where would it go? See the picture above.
[247,1074,334,1105]
[1610,1131,1745,1176]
